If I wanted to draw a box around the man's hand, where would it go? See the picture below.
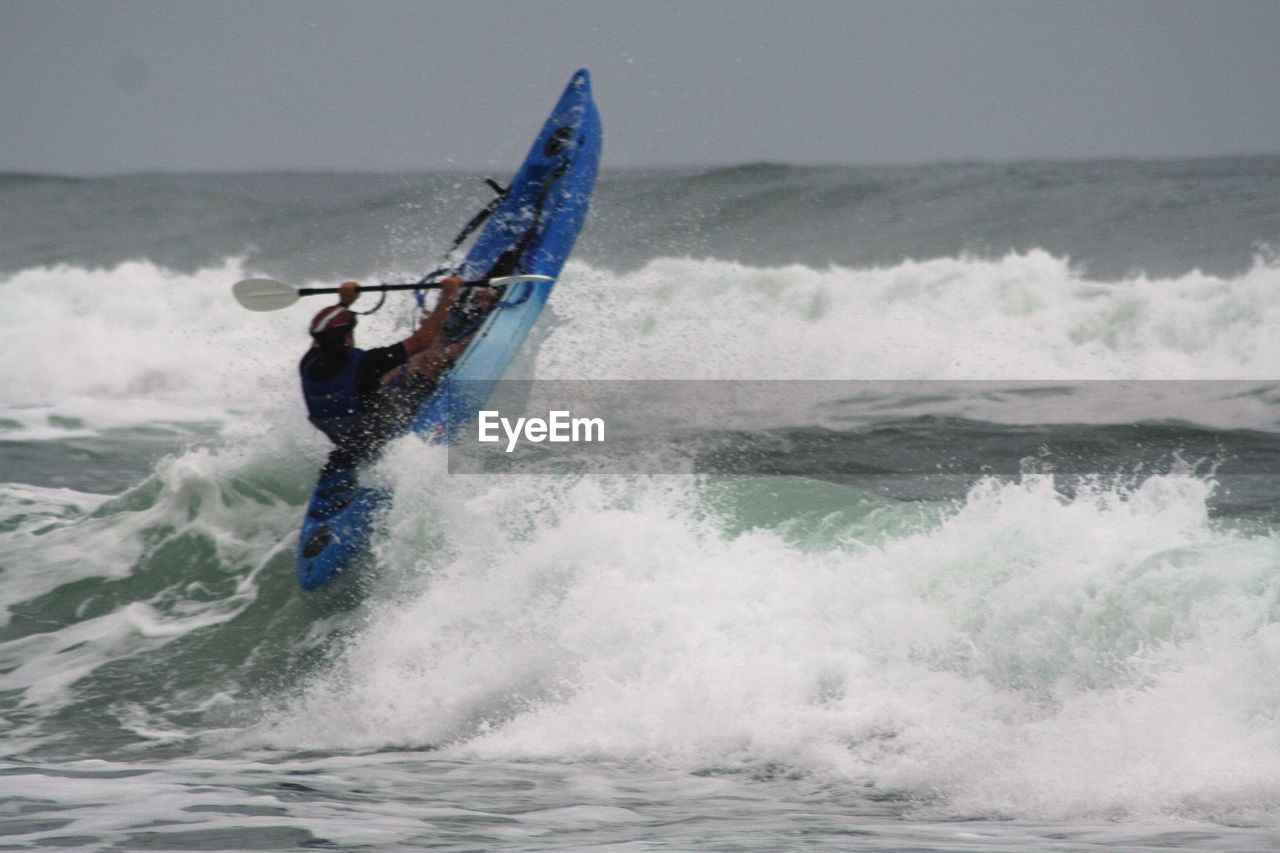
[439,275,462,302]
[338,281,360,306]
[404,275,463,358]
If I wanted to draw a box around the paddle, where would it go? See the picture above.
[232,275,554,312]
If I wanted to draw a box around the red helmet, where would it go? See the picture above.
[309,305,357,337]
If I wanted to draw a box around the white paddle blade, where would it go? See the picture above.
[233,278,299,311]
[487,274,554,286]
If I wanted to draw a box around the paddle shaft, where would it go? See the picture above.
[297,280,493,297]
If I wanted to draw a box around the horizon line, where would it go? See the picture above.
[5,151,1280,180]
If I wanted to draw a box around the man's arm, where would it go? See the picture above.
[402,276,462,357]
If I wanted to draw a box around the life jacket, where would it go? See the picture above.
[301,348,365,445]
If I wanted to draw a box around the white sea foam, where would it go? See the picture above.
[537,251,1280,381]
[254,453,1280,823]
[0,258,408,438]
[8,251,1278,438]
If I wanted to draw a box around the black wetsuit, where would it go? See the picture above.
[299,343,408,466]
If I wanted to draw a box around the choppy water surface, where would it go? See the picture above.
[3,160,1280,849]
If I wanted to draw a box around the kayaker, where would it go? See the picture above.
[300,276,466,462]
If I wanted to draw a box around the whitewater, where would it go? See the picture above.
[3,161,1280,849]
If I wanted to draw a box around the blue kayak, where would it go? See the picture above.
[297,70,602,590]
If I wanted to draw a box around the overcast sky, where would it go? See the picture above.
[3,0,1278,173]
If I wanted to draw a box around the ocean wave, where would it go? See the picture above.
[5,252,1280,444]
[248,461,1280,823]
[4,159,1278,279]
[4,285,1279,818]
[540,252,1280,381]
